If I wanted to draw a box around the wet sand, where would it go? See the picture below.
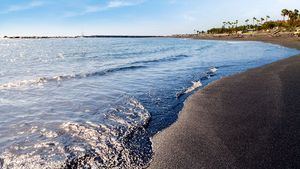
[193,33,300,49]
[148,36,300,169]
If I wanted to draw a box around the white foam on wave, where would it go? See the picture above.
[208,67,218,74]
[0,65,146,90]
[176,67,219,98]
[0,74,81,90]
[0,78,48,90]
[0,97,151,169]
[177,81,203,98]
[57,53,64,59]
[62,97,151,168]
[184,81,202,94]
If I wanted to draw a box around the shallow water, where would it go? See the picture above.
[0,38,298,168]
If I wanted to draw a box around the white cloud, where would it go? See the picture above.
[3,1,44,13]
[64,0,145,17]
[107,0,139,8]
[107,1,124,8]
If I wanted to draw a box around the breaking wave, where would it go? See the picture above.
[176,67,218,98]
[0,54,191,90]
[131,54,190,65]
[105,46,175,58]
[0,97,152,169]
[0,65,146,90]
[176,81,202,98]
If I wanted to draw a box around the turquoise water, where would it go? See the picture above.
[0,38,298,168]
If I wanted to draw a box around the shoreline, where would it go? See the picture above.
[189,33,300,49]
[148,35,300,168]
[0,35,164,39]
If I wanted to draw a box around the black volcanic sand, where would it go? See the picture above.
[148,37,300,169]
[193,33,300,49]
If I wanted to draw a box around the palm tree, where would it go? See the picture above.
[287,9,300,25]
[294,9,299,19]
[245,19,249,24]
[281,9,289,21]
[296,9,300,20]
[266,15,270,22]
[256,18,260,25]
[222,22,227,28]
[260,18,265,25]
[245,19,250,29]
[227,21,232,28]
[253,17,257,25]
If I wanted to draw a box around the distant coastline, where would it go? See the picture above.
[1,35,165,39]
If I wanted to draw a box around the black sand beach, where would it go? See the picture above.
[193,33,300,49]
[149,37,300,169]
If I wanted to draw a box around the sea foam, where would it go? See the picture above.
[0,97,152,168]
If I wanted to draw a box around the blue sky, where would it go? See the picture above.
[0,0,299,36]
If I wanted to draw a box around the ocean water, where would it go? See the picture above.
[0,38,298,168]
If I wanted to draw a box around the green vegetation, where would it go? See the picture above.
[203,9,300,34]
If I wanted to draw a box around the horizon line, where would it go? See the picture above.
[1,35,172,39]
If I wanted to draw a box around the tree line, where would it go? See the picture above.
[202,9,300,34]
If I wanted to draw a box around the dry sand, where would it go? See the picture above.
[148,36,300,169]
